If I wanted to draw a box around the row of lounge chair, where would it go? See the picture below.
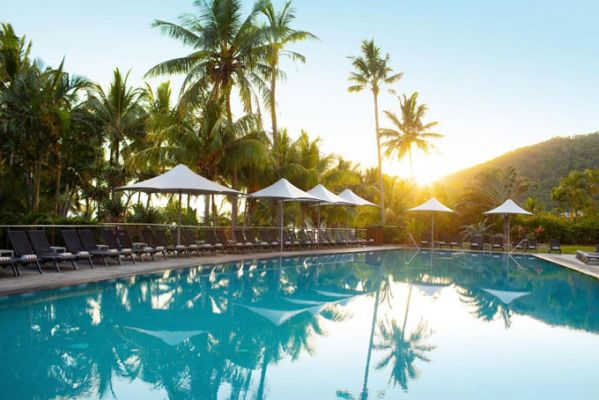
[1,227,370,277]
[420,234,563,253]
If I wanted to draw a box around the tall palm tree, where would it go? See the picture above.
[380,92,442,178]
[146,0,270,119]
[259,0,317,151]
[87,68,146,192]
[348,39,402,223]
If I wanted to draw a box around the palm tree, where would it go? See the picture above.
[380,92,442,178]
[348,39,402,223]
[374,286,435,391]
[146,0,270,119]
[87,68,146,192]
[259,0,317,150]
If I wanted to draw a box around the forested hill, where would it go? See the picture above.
[440,132,599,203]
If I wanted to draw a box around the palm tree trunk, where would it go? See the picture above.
[54,145,62,215]
[231,167,239,228]
[257,351,269,400]
[408,148,414,180]
[204,195,211,225]
[373,92,385,224]
[270,69,278,152]
[32,158,43,212]
[362,268,382,400]
[401,285,413,336]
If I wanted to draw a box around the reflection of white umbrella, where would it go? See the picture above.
[484,199,533,248]
[237,303,310,326]
[338,189,378,246]
[413,283,449,298]
[247,179,319,251]
[482,288,530,305]
[116,164,240,244]
[124,326,205,346]
[408,198,454,249]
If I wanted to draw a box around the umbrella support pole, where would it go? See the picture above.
[431,214,435,249]
[280,200,284,253]
[317,206,320,249]
[177,191,182,246]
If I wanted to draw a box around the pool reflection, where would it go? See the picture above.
[0,250,597,399]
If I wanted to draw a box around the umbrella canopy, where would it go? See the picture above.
[115,164,240,245]
[116,164,240,195]
[338,189,377,206]
[483,199,532,215]
[484,199,533,249]
[408,197,454,213]
[337,189,377,246]
[247,179,319,251]
[408,198,454,249]
[246,178,319,201]
[307,184,353,205]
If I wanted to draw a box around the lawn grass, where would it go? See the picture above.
[559,245,596,255]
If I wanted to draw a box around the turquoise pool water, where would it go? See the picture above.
[0,250,597,399]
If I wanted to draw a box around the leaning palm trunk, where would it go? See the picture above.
[373,93,385,224]
[270,69,278,152]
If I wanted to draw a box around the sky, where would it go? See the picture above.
[4,0,599,184]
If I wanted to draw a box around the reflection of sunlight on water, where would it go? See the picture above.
[86,298,101,325]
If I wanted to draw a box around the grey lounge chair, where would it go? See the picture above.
[7,230,43,274]
[78,229,121,265]
[61,230,98,268]
[0,255,18,277]
[548,239,562,254]
[101,229,136,263]
[179,229,202,256]
[470,235,484,251]
[28,230,78,271]
[116,229,159,261]
[204,229,225,254]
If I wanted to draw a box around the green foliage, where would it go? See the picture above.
[442,133,599,205]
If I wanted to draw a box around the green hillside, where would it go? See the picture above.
[440,132,599,204]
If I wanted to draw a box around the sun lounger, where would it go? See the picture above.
[7,230,43,274]
[101,229,136,263]
[204,229,225,254]
[232,228,254,252]
[0,254,18,277]
[215,228,245,253]
[179,229,202,256]
[148,229,185,258]
[28,230,78,271]
[449,236,462,249]
[491,236,504,251]
[576,245,599,264]
[259,229,279,249]
[116,229,160,261]
[470,235,484,251]
[78,229,121,266]
[526,239,538,252]
[60,230,97,268]
[548,239,562,254]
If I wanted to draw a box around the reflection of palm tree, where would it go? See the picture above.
[374,285,435,391]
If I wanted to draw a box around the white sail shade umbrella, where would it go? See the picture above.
[483,199,533,248]
[246,178,319,251]
[307,185,353,246]
[408,198,454,249]
[337,189,378,246]
[115,164,240,244]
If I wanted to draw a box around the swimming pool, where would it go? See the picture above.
[0,249,597,399]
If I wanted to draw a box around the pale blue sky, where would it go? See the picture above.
[4,0,599,183]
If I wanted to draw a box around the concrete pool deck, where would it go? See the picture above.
[534,253,599,280]
[1,245,597,297]
[0,245,402,296]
